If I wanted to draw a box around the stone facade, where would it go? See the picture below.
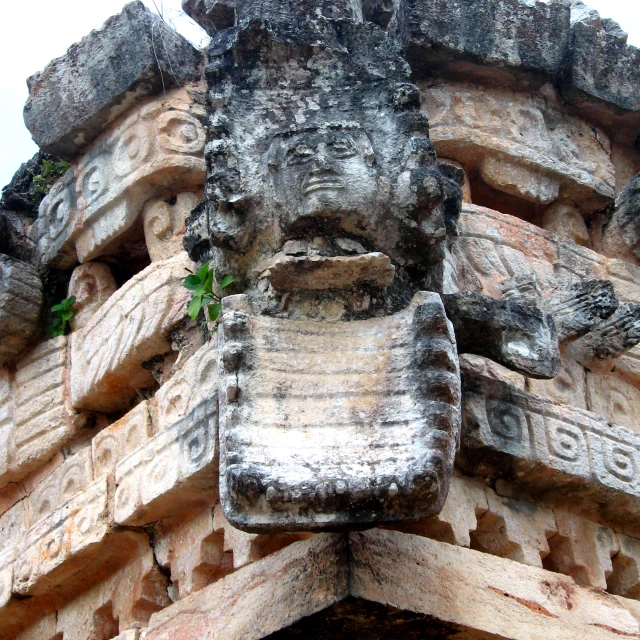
[0,0,639,638]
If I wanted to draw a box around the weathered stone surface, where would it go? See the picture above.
[1,337,88,489]
[458,372,640,536]
[23,1,202,160]
[397,0,571,85]
[114,397,218,526]
[70,253,193,413]
[219,292,460,532]
[264,253,395,292]
[145,534,348,640]
[543,280,619,343]
[0,256,42,365]
[182,0,235,33]
[527,353,587,411]
[586,371,640,434]
[29,92,206,268]
[92,401,152,479]
[26,448,93,527]
[566,303,640,373]
[350,529,640,640]
[602,172,640,263]
[542,203,591,247]
[152,340,218,432]
[421,81,615,211]
[67,262,117,331]
[144,192,201,262]
[609,533,640,599]
[442,291,560,379]
[563,5,640,130]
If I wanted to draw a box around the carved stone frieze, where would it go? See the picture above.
[29,94,206,269]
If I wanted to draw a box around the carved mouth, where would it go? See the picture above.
[304,177,345,195]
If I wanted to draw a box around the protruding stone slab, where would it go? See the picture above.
[0,255,42,365]
[114,398,218,526]
[441,291,560,379]
[29,94,206,268]
[602,172,640,263]
[219,292,461,532]
[566,303,640,372]
[458,372,640,536]
[264,253,395,292]
[71,253,193,413]
[23,0,201,160]
[543,280,619,343]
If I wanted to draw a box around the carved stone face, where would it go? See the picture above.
[269,127,377,229]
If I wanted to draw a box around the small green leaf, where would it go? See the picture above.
[52,317,63,327]
[66,296,76,306]
[51,303,64,312]
[188,295,203,320]
[197,262,210,283]
[207,302,222,322]
[218,275,234,290]
[183,274,202,290]
[60,310,73,321]
[204,270,214,295]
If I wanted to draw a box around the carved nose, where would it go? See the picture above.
[310,150,334,173]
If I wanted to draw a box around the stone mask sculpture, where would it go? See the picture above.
[185,0,560,532]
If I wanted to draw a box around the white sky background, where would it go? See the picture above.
[0,0,639,189]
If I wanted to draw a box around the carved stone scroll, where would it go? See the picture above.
[219,292,461,532]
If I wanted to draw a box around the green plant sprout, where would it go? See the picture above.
[49,296,76,337]
[32,159,71,202]
[182,262,234,324]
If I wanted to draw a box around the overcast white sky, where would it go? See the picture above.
[0,0,638,189]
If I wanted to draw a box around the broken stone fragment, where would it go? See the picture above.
[565,303,640,372]
[181,0,235,33]
[0,255,42,365]
[602,172,640,262]
[542,280,619,343]
[23,1,202,160]
[219,292,460,532]
[441,292,560,379]
[264,253,395,292]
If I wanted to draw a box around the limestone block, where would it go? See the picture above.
[23,0,201,160]
[607,259,640,305]
[421,82,615,211]
[392,472,488,548]
[1,338,87,489]
[0,500,25,555]
[566,303,640,373]
[458,372,640,535]
[527,353,587,411]
[616,345,640,387]
[92,401,152,478]
[145,534,348,640]
[543,279,619,343]
[154,508,231,600]
[13,477,110,595]
[0,255,42,365]
[219,292,461,532]
[586,371,640,434]
[182,0,235,34]
[0,548,14,610]
[563,13,640,129]
[54,533,170,637]
[459,354,526,391]
[114,397,218,526]
[545,511,619,589]
[542,203,591,247]
[350,529,640,640]
[71,253,194,413]
[144,192,201,263]
[398,0,571,82]
[264,253,395,291]
[602,172,640,263]
[152,340,218,432]
[30,94,206,269]
[453,204,558,300]
[68,262,117,332]
[472,490,556,568]
[213,504,311,571]
[14,615,58,640]
[26,448,93,526]
[608,533,640,599]
[441,291,560,379]
[0,370,13,488]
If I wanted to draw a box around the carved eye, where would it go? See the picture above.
[330,139,356,158]
[288,144,314,164]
